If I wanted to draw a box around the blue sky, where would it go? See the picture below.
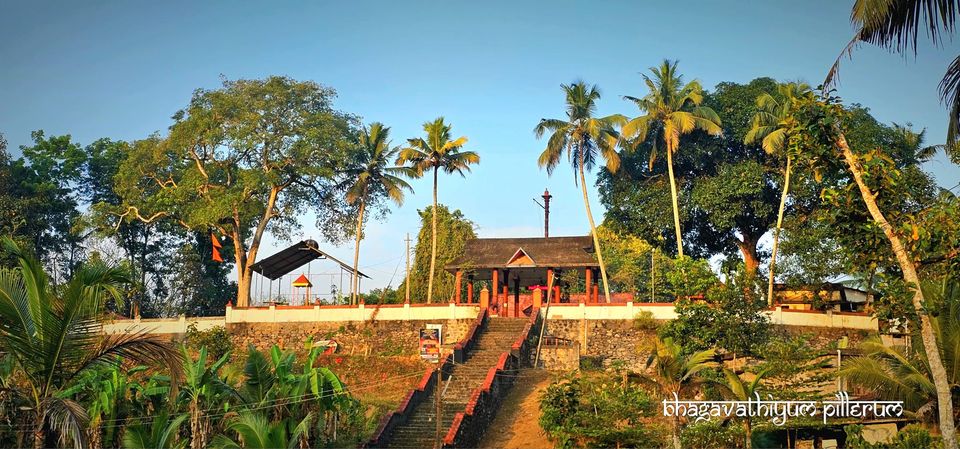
[2,1,959,296]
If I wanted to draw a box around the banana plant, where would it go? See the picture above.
[122,411,188,449]
[209,411,313,449]
[178,346,236,449]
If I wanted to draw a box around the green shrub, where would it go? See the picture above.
[184,324,233,361]
[844,423,942,449]
[633,310,660,331]
[680,420,745,449]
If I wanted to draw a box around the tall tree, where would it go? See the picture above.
[796,91,958,449]
[5,132,87,277]
[745,82,813,304]
[601,78,783,276]
[340,123,412,305]
[112,76,357,308]
[396,118,479,303]
[535,81,625,303]
[0,238,181,449]
[621,60,722,258]
[398,205,476,303]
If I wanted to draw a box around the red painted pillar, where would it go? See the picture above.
[454,270,463,304]
[594,283,600,304]
[491,269,499,313]
[502,285,509,316]
[584,268,592,304]
[467,281,474,304]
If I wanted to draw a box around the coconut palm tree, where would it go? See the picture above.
[797,88,959,448]
[535,81,625,303]
[397,118,479,303]
[622,60,722,258]
[638,336,717,449]
[831,0,960,163]
[841,279,959,422]
[0,237,182,449]
[341,123,413,304]
[824,4,960,441]
[745,82,813,305]
[715,367,771,449]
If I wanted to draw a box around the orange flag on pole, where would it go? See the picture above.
[211,233,224,263]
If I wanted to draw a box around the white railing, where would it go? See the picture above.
[100,303,878,335]
[101,316,226,335]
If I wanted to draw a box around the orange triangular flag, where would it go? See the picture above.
[211,233,224,262]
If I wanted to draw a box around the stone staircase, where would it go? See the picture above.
[382,317,530,449]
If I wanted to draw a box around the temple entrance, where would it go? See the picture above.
[444,235,608,316]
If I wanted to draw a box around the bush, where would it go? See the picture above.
[184,324,233,361]
[633,310,660,331]
[680,420,745,449]
[844,423,942,449]
[659,282,770,356]
[539,372,666,449]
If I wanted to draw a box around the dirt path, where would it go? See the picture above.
[478,370,555,449]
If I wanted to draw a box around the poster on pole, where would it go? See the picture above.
[419,328,441,363]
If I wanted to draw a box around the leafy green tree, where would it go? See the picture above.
[3,132,87,277]
[167,235,238,317]
[595,225,671,300]
[745,82,813,303]
[621,60,722,258]
[111,76,358,307]
[397,117,479,303]
[793,91,957,448]
[0,238,181,449]
[340,123,413,304]
[534,81,625,303]
[659,279,770,358]
[602,78,783,276]
[398,205,476,303]
[638,336,717,449]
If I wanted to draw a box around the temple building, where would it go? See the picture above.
[445,235,619,316]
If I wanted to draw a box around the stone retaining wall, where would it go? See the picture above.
[541,319,875,371]
[227,319,473,356]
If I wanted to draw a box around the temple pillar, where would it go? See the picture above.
[513,276,520,317]
[502,284,509,316]
[454,270,463,304]
[467,276,474,304]
[593,282,600,304]
[503,269,510,315]
[491,269,499,313]
[479,287,489,310]
[584,268,592,304]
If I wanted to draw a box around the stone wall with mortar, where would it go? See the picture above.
[227,319,474,356]
[541,319,877,371]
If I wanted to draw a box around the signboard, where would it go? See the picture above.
[426,323,443,345]
[419,328,441,363]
